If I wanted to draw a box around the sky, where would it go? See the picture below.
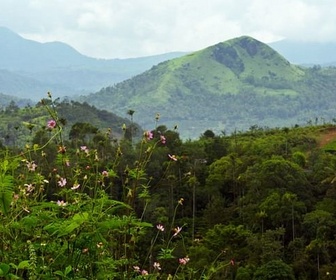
[0,0,336,59]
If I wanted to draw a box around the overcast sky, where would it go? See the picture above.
[0,0,335,59]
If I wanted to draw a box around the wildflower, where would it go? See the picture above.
[160,135,166,144]
[82,248,89,254]
[26,161,37,171]
[58,177,67,187]
[178,198,184,205]
[168,154,178,161]
[58,146,66,154]
[173,226,182,237]
[57,200,67,207]
[102,170,109,177]
[144,130,153,140]
[65,160,70,167]
[156,224,165,232]
[71,183,80,190]
[179,256,190,265]
[230,259,235,266]
[141,270,148,275]
[47,119,56,129]
[96,242,103,248]
[133,266,140,273]
[80,145,87,151]
[153,262,161,270]
[24,183,35,193]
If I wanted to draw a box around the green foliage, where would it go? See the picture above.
[3,93,336,279]
[253,260,295,280]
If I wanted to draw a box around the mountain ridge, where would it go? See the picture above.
[79,36,336,138]
[0,26,186,99]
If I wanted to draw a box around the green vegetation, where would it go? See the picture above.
[0,98,141,147]
[1,93,336,279]
[80,36,336,139]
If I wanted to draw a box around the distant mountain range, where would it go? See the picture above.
[0,26,185,100]
[1,26,336,102]
[2,27,336,138]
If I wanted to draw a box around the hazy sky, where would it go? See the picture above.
[0,0,335,59]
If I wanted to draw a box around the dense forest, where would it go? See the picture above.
[1,95,336,279]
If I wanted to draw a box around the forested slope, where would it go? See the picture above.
[1,95,336,279]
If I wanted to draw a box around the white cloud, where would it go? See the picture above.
[0,0,335,58]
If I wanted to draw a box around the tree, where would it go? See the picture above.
[253,260,295,280]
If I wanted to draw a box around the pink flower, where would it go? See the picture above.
[133,266,140,273]
[141,270,148,276]
[102,170,109,177]
[179,256,190,265]
[26,161,37,171]
[57,200,67,207]
[144,130,153,140]
[47,119,56,129]
[168,154,178,161]
[24,183,35,193]
[153,262,161,270]
[156,224,165,232]
[160,135,166,144]
[58,177,67,187]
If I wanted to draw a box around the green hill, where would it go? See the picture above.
[80,36,336,138]
[0,99,141,147]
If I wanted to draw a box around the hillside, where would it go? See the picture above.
[0,27,185,100]
[80,36,336,138]
[0,99,141,147]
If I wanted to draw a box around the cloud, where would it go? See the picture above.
[0,0,336,58]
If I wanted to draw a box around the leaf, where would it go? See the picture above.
[0,189,13,214]
[18,260,30,269]
[0,263,10,275]
[0,172,14,215]
[72,212,89,224]
[65,265,72,276]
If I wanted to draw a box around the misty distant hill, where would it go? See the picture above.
[0,26,185,100]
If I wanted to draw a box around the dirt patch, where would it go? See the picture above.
[318,128,336,147]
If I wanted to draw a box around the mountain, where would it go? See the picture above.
[0,27,185,100]
[269,39,336,65]
[80,36,336,138]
